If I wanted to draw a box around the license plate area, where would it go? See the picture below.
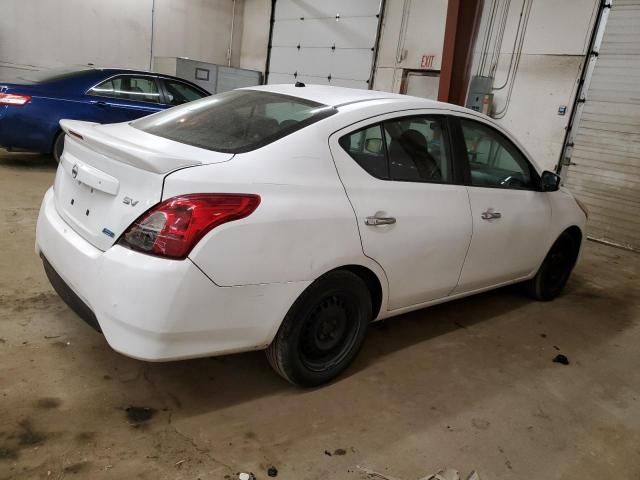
[66,179,100,219]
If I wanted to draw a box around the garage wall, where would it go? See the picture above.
[469,0,600,171]
[238,0,272,73]
[372,0,448,93]
[0,0,239,75]
[236,0,450,90]
[153,0,242,67]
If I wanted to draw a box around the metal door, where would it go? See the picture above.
[562,0,640,250]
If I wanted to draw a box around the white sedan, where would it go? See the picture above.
[36,84,588,386]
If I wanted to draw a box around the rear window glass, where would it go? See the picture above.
[132,90,337,153]
[11,67,93,84]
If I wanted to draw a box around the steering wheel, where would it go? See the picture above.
[499,173,525,188]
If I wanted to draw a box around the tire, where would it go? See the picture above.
[525,231,579,301]
[52,131,65,163]
[266,270,372,387]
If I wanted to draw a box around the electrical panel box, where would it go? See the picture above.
[466,76,493,115]
[153,57,262,94]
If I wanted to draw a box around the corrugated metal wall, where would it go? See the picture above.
[565,0,640,250]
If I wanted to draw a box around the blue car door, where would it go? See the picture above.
[85,74,164,123]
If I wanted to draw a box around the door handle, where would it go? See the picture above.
[95,101,109,108]
[365,216,396,226]
[481,209,502,220]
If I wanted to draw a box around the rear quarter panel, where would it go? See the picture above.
[0,96,64,152]
[162,124,387,293]
[0,92,110,153]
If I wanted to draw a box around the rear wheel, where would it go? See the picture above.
[525,231,579,301]
[266,270,372,387]
[52,131,65,163]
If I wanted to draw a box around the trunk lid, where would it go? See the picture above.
[54,120,234,251]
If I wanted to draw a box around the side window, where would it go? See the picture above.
[89,76,160,103]
[383,116,450,182]
[162,79,207,106]
[460,119,536,189]
[339,124,388,179]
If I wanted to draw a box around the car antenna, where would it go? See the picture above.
[295,81,306,87]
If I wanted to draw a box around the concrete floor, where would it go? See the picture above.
[0,150,639,480]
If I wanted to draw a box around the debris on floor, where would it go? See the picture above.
[267,466,278,477]
[238,473,256,480]
[325,448,347,456]
[124,406,157,426]
[422,468,460,480]
[356,465,403,480]
[357,466,481,480]
[552,354,570,365]
[423,469,481,480]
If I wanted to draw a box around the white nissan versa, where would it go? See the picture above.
[36,84,588,386]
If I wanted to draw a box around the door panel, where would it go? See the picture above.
[330,113,472,310]
[452,117,551,292]
[454,188,550,292]
[88,98,163,123]
[86,75,164,123]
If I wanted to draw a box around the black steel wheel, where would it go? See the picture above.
[266,270,372,386]
[526,231,579,301]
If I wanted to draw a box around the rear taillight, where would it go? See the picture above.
[0,93,32,106]
[118,193,260,259]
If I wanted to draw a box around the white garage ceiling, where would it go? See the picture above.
[266,0,383,89]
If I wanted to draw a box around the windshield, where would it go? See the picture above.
[133,90,337,153]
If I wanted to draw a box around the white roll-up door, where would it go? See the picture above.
[266,0,382,89]
[565,0,640,250]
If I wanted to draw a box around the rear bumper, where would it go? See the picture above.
[36,187,309,361]
[41,254,102,332]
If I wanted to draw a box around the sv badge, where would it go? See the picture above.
[123,196,139,207]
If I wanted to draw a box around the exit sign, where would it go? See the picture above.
[421,55,435,69]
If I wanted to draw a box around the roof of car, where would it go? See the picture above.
[244,83,465,111]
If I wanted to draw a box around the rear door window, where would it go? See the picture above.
[133,90,337,153]
[339,125,389,179]
[161,79,207,106]
[89,75,161,103]
[383,116,450,182]
[339,115,451,183]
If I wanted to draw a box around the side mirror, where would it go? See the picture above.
[541,170,561,192]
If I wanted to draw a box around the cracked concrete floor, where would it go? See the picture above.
[1,150,639,480]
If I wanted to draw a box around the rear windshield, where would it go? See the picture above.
[133,90,337,153]
[11,67,93,84]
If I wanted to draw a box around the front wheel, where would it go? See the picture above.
[525,231,579,301]
[52,132,65,163]
[266,270,372,387]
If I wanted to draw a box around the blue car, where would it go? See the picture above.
[0,67,210,161]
